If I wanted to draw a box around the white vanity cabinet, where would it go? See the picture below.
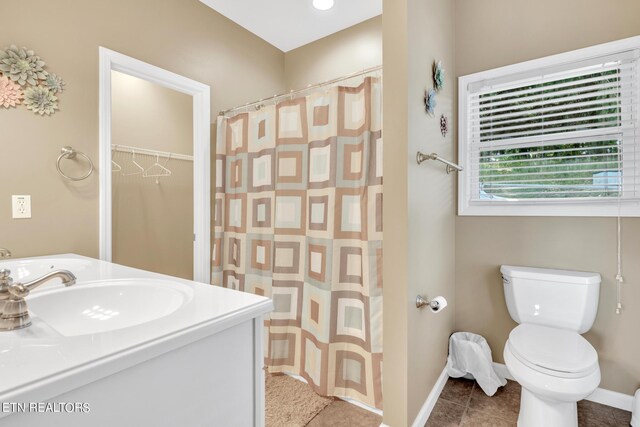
[0,254,272,427]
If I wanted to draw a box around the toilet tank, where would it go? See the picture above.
[501,265,601,334]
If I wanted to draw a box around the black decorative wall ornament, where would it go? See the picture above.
[440,114,449,137]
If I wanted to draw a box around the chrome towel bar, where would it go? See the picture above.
[56,146,94,181]
[416,151,463,174]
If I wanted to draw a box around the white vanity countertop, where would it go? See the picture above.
[0,254,273,408]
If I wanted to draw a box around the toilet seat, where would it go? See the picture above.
[507,324,598,379]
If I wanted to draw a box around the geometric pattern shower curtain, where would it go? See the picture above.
[213,76,383,409]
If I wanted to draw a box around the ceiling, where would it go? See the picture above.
[200,0,382,52]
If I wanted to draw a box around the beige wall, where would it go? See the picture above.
[0,0,286,259]
[383,0,456,424]
[111,71,194,280]
[382,0,409,423]
[111,72,193,154]
[284,16,382,90]
[454,0,640,396]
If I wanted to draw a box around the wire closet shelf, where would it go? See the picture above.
[111,144,194,162]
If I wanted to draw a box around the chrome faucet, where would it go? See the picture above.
[0,248,11,259]
[0,269,76,331]
[0,270,14,314]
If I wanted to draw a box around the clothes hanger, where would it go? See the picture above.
[121,149,145,176]
[111,149,122,173]
[143,153,172,184]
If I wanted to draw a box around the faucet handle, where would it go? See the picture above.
[0,269,12,286]
[8,283,28,299]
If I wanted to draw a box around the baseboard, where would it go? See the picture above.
[411,366,449,427]
[586,387,634,412]
[340,396,383,416]
[281,370,308,384]
[492,362,634,412]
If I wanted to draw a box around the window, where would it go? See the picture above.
[458,37,640,216]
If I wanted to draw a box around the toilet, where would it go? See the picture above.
[501,265,601,427]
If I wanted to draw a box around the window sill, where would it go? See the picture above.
[458,201,640,217]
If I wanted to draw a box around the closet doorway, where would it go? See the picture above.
[98,48,210,283]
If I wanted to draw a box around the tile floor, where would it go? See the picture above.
[426,377,633,427]
[297,377,633,426]
[306,399,383,426]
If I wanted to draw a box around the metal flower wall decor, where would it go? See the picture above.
[0,45,65,115]
[433,60,445,91]
[424,88,437,116]
[424,60,445,116]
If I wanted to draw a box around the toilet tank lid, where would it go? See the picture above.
[501,265,601,285]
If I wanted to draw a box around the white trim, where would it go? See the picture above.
[98,47,211,284]
[493,362,634,412]
[588,387,635,412]
[410,366,449,427]
[460,36,640,87]
[458,35,640,217]
[281,370,307,383]
[340,396,383,417]
[459,201,640,217]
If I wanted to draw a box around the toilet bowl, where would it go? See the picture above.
[504,324,600,426]
[500,265,602,427]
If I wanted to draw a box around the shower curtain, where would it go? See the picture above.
[213,76,383,409]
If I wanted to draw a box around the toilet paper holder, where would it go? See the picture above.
[416,295,447,313]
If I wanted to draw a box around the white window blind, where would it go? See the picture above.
[459,39,640,216]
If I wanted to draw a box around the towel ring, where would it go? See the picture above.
[56,146,94,181]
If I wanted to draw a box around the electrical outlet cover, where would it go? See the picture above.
[11,195,31,219]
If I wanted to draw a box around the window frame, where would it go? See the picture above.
[458,36,640,217]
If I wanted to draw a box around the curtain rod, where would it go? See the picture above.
[219,65,382,116]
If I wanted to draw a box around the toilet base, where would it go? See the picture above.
[518,387,578,427]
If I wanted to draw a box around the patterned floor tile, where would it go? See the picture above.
[424,399,466,427]
[611,406,632,427]
[422,377,633,427]
[577,400,618,427]
[467,379,521,424]
[460,408,516,427]
[440,378,475,406]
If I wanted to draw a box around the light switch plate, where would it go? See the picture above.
[12,195,31,219]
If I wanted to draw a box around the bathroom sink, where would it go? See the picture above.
[27,279,193,337]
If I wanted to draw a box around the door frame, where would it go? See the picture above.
[98,47,211,283]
